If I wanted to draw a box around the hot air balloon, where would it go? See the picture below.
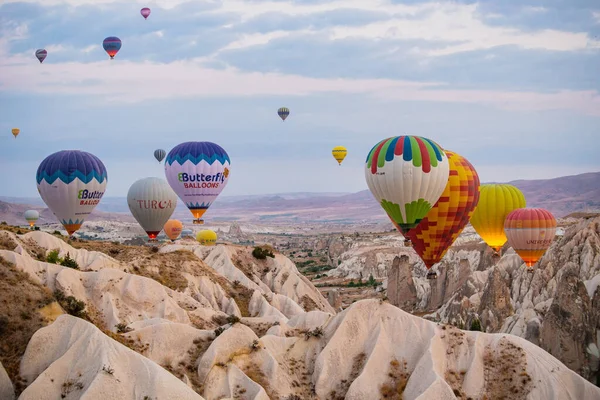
[470,184,526,254]
[127,177,178,241]
[35,49,47,63]
[405,151,480,279]
[197,229,217,246]
[36,150,107,236]
[278,107,290,121]
[181,229,194,238]
[365,136,449,246]
[154,149,166,163]
[164,141,231,225]
[164,219,183,241]
[103,37,122,59]
[24,210,40,228]
[140,7,151,19]
[504,208,556,269]
[332,146,347,166]
[11,128,19,139]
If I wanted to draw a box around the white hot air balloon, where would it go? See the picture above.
[127,177,178,241]
[24,210,40,228]
[36,150,107,235]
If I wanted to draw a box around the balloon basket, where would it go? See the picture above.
[193,219,205,225]
[403,239,413,247]
[426,271,438,280]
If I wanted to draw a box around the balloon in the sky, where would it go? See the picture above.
[504,208,556,268]
[164,219,183,241]
[140,7,151,19]
[278,107,290,121]
[405,150,480,279]
[103,37,122,59]
[332,146,347,166]
[127,177,178,240]
[165,141,231,225]
[365,136,449,244]
[35,49,47,63]
[36,150,107,235]
[24,210,40,228]
[11,128,20,139]
[470,184,526,253]
[196,229,217,246]
[181,229,194,237]
[154,149,166,163]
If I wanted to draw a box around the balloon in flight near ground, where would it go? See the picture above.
[365,136,449,243]
[164,141,231,225]
[196,229,217,246]
[127,177,178,240]
[278,107,290,121]
[332,146,347,166]
[164,219,183,241]
[140,7,151,19]
[154,149,166,163]
[36,150,107,235]
[405,150,480,277]
[103,37,122,59]
[24,210,40,228]
[504,208,556,268]
[470,184,526,253]
[11,128,20,138]
[35,49,47,63]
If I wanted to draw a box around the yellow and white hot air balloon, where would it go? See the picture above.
[332,146,347,166]
[196,229,217,246]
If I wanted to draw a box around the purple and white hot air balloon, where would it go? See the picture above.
[35,49,47,63]
[140,7,151,19]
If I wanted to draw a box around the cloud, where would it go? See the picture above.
[594,12,600,23]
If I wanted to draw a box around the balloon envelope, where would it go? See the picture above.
[164,219,183,241]
[36,150,107,235]
[35,49,47,63]
[332,146,347,165]
[127,177,178,240]
[470,184,526,252]
[365,136,449,236]
[24,210,40,227]
[278,107,290,121]
[504,208,556,267]
[164,141,231,224]
[140,7,151,19]
[196,229,217,246]
[103,37,122,59]
[154,149,166,163]
[11,128,20,138]
[405,150,480,269]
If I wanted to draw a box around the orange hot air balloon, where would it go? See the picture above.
[164,219,183,241]
[504,208,556,268]
[405,150,480,279]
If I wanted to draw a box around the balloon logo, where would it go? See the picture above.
[103,37,122,59]
[278,107,290,121]
[405,150,480,278]
[197,229,217,246]
[164,219,183,241]
[35,49,47,63]
[504,208,556,268]
[127,177,178,240]
[11,128,20,139]
[140,7,151,19]
[36,150,107,235]
[332,146,347,166]
[24,210,40,228]
[154,149,166,163]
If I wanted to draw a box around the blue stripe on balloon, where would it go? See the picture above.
[422,137,443,161]
[187,202,212,210]
[402,136,412,161]
[37,170,107,185]
[385,137,399,162]
[61,218,85,225]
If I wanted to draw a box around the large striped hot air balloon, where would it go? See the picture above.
[405,150,480,279]
[504,208,556,269]
[470,184,526,254]
[278,107,290,121]
[365,135,449,245]
[103,37,122,59]
[35,49,47,63]
[127,177,178,240]
[36,150,107,235]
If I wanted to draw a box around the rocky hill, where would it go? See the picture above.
[0,226,599,399]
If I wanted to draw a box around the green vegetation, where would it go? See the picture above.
[45,250,80,270]
[252,246,274,259]
[470,318,482,332]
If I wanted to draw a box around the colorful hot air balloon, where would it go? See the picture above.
[103,37,122,59]
[35,49,47,63]
[24,210,40,228]
[405,151,480,279]
[127,177,178,241]
[470,184,526,254]
[154,149,166,163]
[36,150,107,235]
[164,141,231,225]
[164,219,183,241]
[365,136,449,245]
[278,107,290,121]
[11,128,20,139]
[332,146,347,166]
[196,229,217,246]
[140,7,151,19]
[504,208,556,269]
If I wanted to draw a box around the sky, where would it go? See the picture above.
[0,0,599,197]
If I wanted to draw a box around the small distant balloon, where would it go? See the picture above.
[164,219,183,241]
[140,7,151,19]
[197,229,217,246]
[154,149,166,163]
[24,210,40,228]
[11,128,20,139]
[504,208,557,268]
[35,49,47,63]
[332,146,347,166]
[103,37,122,59]
[278,107,290,121]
